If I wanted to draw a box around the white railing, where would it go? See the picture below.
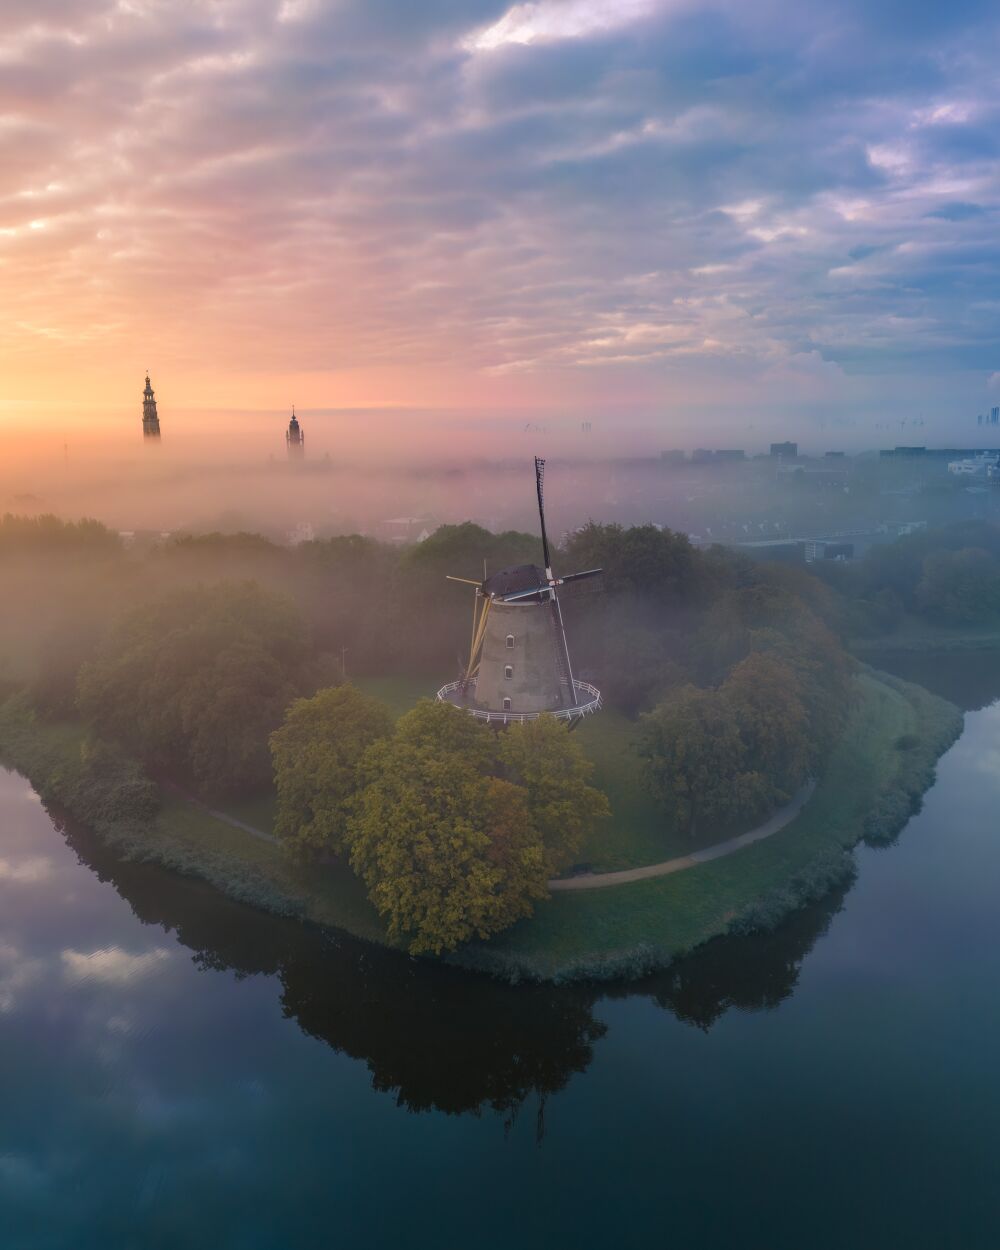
[436,678,602,724]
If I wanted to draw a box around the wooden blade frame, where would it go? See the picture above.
[465,593,491,686]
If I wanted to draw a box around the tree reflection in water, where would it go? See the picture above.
[56,806,850,1128]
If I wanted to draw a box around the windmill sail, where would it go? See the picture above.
[535,456,553,577]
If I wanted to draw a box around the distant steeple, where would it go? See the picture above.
[286,405,304,459]
[142,374,161,440]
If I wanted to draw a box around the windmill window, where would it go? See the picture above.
[502,697,512,712]
[504,664,513,680]
[505,634,515,649]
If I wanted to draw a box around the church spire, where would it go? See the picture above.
[286,405,304,459]
[142,373,161,440]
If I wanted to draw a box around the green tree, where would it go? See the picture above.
[562,521,696,600]
[78,581,315,793]
[722,653,809,802]
[499,714,610,873]
[638,685,766,834]
[270,685,393,860]
[915,547,1000,625]
[349,703,548,954]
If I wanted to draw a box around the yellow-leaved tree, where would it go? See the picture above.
[348,701,549,955]
[270,684,394,860]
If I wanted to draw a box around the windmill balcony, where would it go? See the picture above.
[436,678,602,725]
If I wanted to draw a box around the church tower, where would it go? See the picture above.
[142,375,161,440]
[286,406,304,459]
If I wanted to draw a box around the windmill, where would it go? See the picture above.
[436,458,603,725]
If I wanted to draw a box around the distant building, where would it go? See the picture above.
[735,539,807,565]
[881,446,996,461]
[287,521,315,545]
[118,529,172,550]
[737,534,859,565]
[377,517,434,544]
[880,445,926,459]
[824,451,846,459]
[948,455,996,478]
[141,375,160,440]
[689,448,745,465]
[770,441,797,460]
[804,539,854,562]
[286,407,304,459]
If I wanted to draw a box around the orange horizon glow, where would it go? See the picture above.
[1,0,998,464]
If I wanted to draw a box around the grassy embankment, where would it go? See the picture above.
[456,670,961,980]
[0,668,962,982]
[0,696,394,947]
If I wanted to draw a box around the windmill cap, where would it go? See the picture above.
[484,564,547,598]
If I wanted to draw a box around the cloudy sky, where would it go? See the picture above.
[2,0,999,443]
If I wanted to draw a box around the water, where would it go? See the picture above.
[2,657,1000,1248]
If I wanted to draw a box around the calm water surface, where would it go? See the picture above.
[2,655,1000,1249]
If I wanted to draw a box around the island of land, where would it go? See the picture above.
[0,665,961,982]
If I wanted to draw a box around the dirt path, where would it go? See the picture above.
[548,780,816,892]
[168,777,816,894]
[163,783,278,845]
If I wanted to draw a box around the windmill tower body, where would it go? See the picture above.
[474,581,573,715]
[141,376,160,440]
[437,459,602,724]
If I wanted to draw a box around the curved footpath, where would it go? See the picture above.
[549,780,817,891]
[172,777,818,893]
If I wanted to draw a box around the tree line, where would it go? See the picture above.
[818,518,1000,632]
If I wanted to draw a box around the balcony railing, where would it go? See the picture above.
[436,678,602,724]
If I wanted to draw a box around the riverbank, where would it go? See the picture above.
[0,669,962,983]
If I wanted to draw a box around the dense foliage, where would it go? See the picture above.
[348,701,607,954]
[270,685,394,859]
[639,652,812,833]
[497,715,610,874]
[819,519,1000,632]
[78,582,320,793]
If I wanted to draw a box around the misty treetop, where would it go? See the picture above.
[77,581,324,793]
[821,519,1000,632]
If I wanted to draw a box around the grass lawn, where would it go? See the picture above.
[572,709,745,870]
[152,794,392,946]
[354,674,441,716]
[357,674,756,871]
[221,792,279,836]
